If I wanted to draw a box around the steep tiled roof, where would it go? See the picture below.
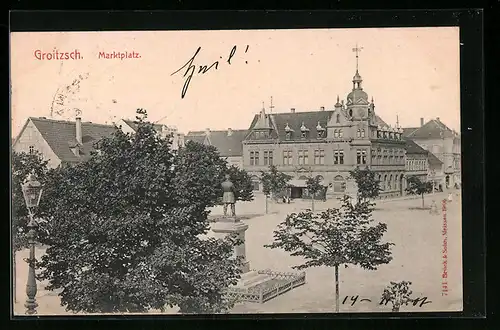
[245,109,390,141]
[186,130,247,157]
[404,138,427,154]
[122,119,164,132]
[402,127,419,137]
[405,119,454,139]
[427,151,443,166]
[185,133,208,145]
[270,110,333,141]
[29,117,117,163]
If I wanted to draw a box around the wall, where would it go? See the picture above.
[13,119,61,168]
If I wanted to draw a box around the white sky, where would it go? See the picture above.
[10,27,460,137]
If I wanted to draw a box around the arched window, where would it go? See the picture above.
[298,175,308,180]
[349,109,353,117]
[383,175,388,191]
[333,175,345,193]
[339,129,343,138]
[336,114,340,123]
[361,129,365,138]
[357,129,361,138]
[334,129,339,138]
[388,175,393,190]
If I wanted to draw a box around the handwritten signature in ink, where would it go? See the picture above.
[170,45,249,99]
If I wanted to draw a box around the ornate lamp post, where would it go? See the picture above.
[21,173,43,315]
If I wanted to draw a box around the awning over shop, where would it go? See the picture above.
[288,179,328,188]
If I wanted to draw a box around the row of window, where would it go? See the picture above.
[406,159,428,171]
[250,149,369,166]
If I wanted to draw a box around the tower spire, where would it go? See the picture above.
[269,96,275,114]
[396,115,400,128]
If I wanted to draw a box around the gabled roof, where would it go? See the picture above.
[427,151,443,166]
[28,117,117,163]
[122,119,164,132]
[405,119,455,139]
[404,138,427,154]
[186,129,247,157]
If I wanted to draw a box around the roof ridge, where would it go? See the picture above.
[29,116,115,128]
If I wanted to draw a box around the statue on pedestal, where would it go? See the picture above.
[222,174,236,217]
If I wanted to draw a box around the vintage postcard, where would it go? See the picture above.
[11,27,462,315]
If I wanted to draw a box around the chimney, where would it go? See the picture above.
[75,115,82,144]
[420,117,424,127]
[227,128,233,136]
[320,106,325,111]
[436,117,440,121]
[205,128,211,136]
[291,108,295,113]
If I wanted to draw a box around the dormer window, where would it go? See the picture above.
[316,122,325,139]
[361,129,365,138]
[357,129,361,138]
[300,122,309,139]
[334,129,339,138]
[339,129,343,138]
[336,114,340,123]
[284,123,293,140]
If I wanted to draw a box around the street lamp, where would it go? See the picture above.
[21,173,43,315]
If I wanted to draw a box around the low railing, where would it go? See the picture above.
[226,270,306,304]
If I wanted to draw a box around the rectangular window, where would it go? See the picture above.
[29,146,35,154]
[250,151,255,166]
[268,151,273,165]
[298,150,308,165]
[264,151,269,165]
[339,150,344,164]
[254,151,259,165]
[314,149,325,165]
[357,150,362,164]
[361,150,367,164]
[283,150,292,165]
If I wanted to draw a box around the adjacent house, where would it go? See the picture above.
[403,117,461,188]
[404,138,429,187]
[185,128,247,168]
[12,116,116,168]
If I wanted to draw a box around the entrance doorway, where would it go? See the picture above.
[445,175,450,189]
[290,187,303,199]
[399,174,404,196]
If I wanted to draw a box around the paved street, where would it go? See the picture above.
[13,191,462,315]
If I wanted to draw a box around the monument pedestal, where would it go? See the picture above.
[211,216,250,273]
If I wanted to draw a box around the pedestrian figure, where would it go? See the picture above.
[430,200,439,215]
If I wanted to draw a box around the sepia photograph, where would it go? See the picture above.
[10,26,463,315]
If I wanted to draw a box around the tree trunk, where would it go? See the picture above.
[392,304,400,312]
[311,195,315,212]
[265,195,268,214]
[335,265,340,312]
[421,194,425,208]
[13,252,16,303]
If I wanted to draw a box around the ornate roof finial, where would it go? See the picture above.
[352,43,363,73]
[337,95,340,102]
[371,97,374,103]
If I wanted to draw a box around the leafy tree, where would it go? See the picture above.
[173,140,228,208]
[405,176,433,208]
[226,165,254,202]
[380,281,414,312]
[305,175,324,212]
[37,111,242,314]
[265,196,393,312]
[349,166,381,203]
[260,165,292,213]
[11,150,49,302]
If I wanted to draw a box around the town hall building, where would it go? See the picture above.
[242,59,407,199]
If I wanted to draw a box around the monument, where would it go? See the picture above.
[211,174,306,303]
[211,174,250,273]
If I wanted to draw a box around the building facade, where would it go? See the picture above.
[186,128,247,169]
[404,138,429,188]
[13,116,117,168]
[242,66,406,199]
[404,118,461,188]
